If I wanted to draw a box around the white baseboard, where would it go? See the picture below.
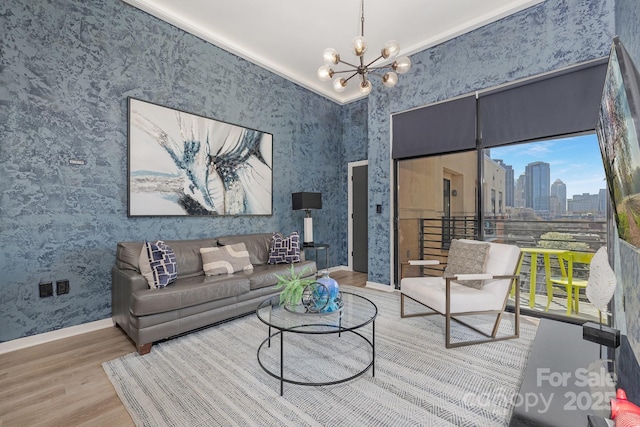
[365,281,397,293]
[0,318,113,355]
[0,267,370,355]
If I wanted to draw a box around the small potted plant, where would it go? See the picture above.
[274,265,315,308]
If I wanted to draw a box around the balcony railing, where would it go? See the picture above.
[400,215,607,321]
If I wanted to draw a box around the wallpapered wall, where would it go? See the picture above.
[0,0,350,342]
[338,100,369,269]
[363,0,616,285]
[0,0,632,352]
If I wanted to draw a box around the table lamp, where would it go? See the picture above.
[292,192,322,246]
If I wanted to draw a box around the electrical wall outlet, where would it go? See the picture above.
[56,279,70,295]
[39,282,54,298]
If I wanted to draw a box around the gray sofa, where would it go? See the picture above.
[111,233,316,355]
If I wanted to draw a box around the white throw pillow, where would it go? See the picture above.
[200,243,253,276]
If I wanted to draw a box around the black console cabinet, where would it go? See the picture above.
[509,319,614,427]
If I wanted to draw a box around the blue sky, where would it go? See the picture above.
[490,133,606,198]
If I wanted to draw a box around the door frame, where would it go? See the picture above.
[348,160,368,271]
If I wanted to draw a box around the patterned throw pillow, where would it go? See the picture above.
[268,232,301,264]
[443,239,490,289]
[139,240,178,289]
[200,243,253,276]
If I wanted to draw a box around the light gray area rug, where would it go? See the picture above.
[103,286,537,426]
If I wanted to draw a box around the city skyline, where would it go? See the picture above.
[490,133,606,199]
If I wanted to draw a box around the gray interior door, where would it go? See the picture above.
[353,165,368,273]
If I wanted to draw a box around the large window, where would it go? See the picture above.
[396,134,608,322]
[484,134,607,322]
[484,134,606,222]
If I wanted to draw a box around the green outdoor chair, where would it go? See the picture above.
[548,251,595,316]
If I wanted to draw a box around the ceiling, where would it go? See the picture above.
[122,0,545,104]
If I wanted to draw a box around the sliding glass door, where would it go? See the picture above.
[396,151,477,280]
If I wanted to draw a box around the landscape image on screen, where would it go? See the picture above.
[596,37,640,248]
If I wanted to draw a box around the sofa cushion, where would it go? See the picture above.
[200,243,253,276]
[139,241,178,289]
[443,239,490,289]
[216,233,272,265]
[117,238,218,279]
[130,274,250,316]
[242,261,316,291]
[268,232,301,264]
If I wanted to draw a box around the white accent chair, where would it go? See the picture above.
[400,239,522,348]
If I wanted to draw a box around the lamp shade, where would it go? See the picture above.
[292,192,322,210]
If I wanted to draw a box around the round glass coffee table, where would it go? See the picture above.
[256,291,377,396]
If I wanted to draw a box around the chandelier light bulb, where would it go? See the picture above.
[333,77,347,93]
[317,66,334,82]
[382,71,398,88]
[352,36,368,57]
[323,48,340,66]
[382,40,400,59]
[359,79,372,95]
[393,56,412,74]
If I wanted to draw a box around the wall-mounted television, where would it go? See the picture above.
[596,37,640,248]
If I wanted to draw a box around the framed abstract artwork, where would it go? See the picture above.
[128,98,273,216]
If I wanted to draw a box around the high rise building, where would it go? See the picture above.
[598,188,608,215]
[484,156,506,215]
[525,161,550,218]
[550,179,567,217]
[568,193,600,214]
[494,159,514,207]
[515,174,526,208]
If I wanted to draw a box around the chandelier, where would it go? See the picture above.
[317,0,412,95]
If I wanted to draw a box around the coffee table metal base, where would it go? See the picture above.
[256,323,375,396]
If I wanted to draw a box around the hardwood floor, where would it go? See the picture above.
[0,325,136,426]
[325,268,367,287]
[0,269,367,426]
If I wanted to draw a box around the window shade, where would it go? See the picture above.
[391,95,476,159]
[479,59,608,147]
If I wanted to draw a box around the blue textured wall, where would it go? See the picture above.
[0,0,342,341]
[337,99,368,266]
[0,0,623,343]
[365,0,616,284]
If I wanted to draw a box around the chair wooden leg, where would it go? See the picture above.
[491,313,503,338]
[445,278,520,348]
[444,313,518,349]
